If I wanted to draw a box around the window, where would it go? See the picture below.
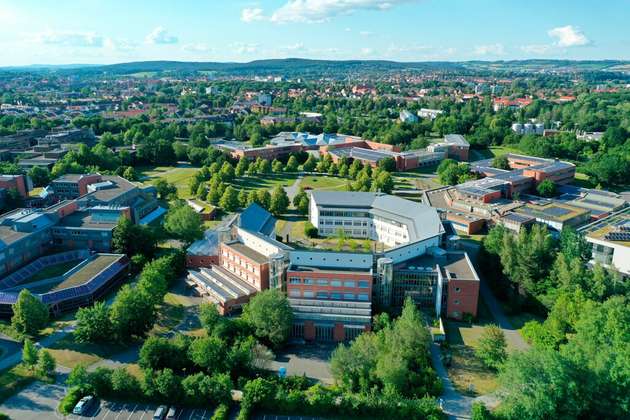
[455,287,461,293]
[317,279,329,286]
[343,281,355,288]
[454,299,460,305]
[316,291,328,299]
[358,280,369,288]
[289,290,301,297]
[343,293,355,300]
[331,292,341,300]
[303,290,314,298]
[289,277,301,284]
[358,293,369,301]
[331,280,342,287]
[304,278,314,285]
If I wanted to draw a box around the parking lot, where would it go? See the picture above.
[66,401,216,420]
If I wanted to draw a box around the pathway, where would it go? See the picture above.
[284,174,304,201]
[430,343,473,419]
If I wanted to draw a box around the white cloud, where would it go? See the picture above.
[281,42,305,51]
[145,27,178,45]
[182,43,214,53]
[548,25,590,47]
[101,37,137,52]
[521,44,552,55]
[267,0,418,24]
[473,43,505,56]
[241,8,266,22]
[359,30,373,37]
[231,42,259,54]
[35,31,104,47]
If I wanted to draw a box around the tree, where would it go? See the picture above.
[74,302,113,343]
[269,185,289,216]
[111,367,141,395]
[22,338,39,368]
[122,166,138,181]
[242,289,293,348]
[219,162,235,182]
[492,154,510,170]
[297,195,310,215]
[302,155,317,172]
[536,179,557,197]
[219,186,240,212]
[475,324,507,370]
[497,348,587,420]
[199,303,222,335]
[163,202,204,245]
[285,155,299,172]
[11,289,49,336]
[272,159,283,173]
[256,189,271,210]
[112,217,157,258]
[28,166,50,187]
[154,179,177,200]
[110,286,156,341]
[235,158,248,177]
[36,350,56,378]
[378,157,397,172]
[188,336,228,373]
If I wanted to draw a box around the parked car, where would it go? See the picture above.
[72,395,96,415]
[153,405,168,420]
[166,406,177,419]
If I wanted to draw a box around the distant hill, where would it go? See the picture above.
[2,58,629,77]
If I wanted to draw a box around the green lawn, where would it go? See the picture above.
[231,173,297,192]
[300,175,347,191]
[47,335,128,369]
[140,166,201,199]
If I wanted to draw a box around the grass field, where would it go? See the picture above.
[444,300,521,396]
[234,173,297,192]
[280,218,375,252]
[47,335,128,369]
[300,175,347,191]
[140,165,201,199]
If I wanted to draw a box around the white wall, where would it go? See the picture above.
[290,250,373,270]
[384,235,441,264]
[237,227,283,258]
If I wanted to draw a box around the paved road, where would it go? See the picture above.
[0,380,66,420]
[284,174,303,201]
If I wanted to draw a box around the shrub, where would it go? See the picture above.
[211,404,229,420]
[304,222,318,238]
[58,386,84,415]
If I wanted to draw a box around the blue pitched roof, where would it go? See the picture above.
[239,203,276,236]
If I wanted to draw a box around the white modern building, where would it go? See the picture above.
[309,191,444,261]
[399,110,419,123]
[578,207,630,278]
[418,108,444,120]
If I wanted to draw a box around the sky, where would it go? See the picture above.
[0,0,629,66]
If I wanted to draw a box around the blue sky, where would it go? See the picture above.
[0,0,628,66]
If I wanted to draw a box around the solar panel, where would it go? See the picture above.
[605,232,630,241]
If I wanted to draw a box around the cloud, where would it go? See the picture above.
[241,8,265,22]
[359,30,373,37]
[521,44,552,55]
[360,47,374,55]
[548,25,590,47]
[281,42,305,51]
[473,43,505,56]
[266,0,418,24]
[182,43,214,53]
[145,27,178,44]
[231,42,259,54]
[34,31,104,47]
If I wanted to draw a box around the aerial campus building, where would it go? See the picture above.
[0,174,163,317]
[187,193,480,342]
[215,131,470,171]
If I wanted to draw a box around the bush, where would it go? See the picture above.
[211,404,229,420]
[58,386,84,415]
[304,221,318,238]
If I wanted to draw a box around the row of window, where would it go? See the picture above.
[221,250,259,274]
[289,277,370,288]
[320,210,370,218]
[289,289,370,301]
[319,228,368,237]
[321,219,369,227]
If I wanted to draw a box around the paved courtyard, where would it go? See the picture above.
[268,343,335,384]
